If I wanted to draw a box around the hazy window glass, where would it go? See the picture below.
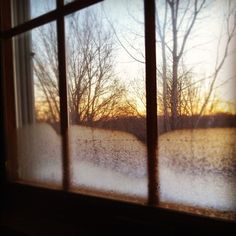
[64,0,74,4]
[13,22,62,188]
[155,0,236,220]
[65,0,148,203]
[11,0,56,27]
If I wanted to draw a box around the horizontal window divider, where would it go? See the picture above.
[1,0,103,38]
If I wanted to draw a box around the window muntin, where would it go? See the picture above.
[2,0,236,221]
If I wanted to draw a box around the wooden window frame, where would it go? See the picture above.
[0,0,235,234]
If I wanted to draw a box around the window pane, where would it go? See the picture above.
[65,0,147,203]
[11,0,56,27]
[13,22,62,188]
[156,0,236,220]
[64,0,74,4]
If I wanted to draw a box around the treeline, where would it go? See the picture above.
[46,113,235,143]
[93,114,236,143]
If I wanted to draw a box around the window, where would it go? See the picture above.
[155,0,236,220]
[13,22,63,188]
[1,0,236,224]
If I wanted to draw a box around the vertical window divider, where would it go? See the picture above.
[144,0,159,206]
[56,0,70,191]
[0,0,18,181]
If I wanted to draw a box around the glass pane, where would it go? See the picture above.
[11,0,56,27]
[64,0,74,4]
[65,0,147,203]
[156,0,236,220]
[13,22,62,188]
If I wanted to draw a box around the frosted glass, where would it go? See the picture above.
[66,0,147,202]
[17,123,62,186]
[159,128,236,212]
[13,22,63,188]
[70,126,147,200]
[155,0,236,219]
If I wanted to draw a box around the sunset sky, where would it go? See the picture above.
[31,0,236,115]
[102,0,236,115]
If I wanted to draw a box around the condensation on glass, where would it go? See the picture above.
[11,0,56,27]
[13,22,62,188]
[65,0,148,203]
[155,0,236,219]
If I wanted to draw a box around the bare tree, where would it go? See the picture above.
[33,10,134,125]
[33,22,59,123]
[156,0,207,130]
[156,0,171,131]
[105,0,209,131]
[194,0,236,127]
[155,0,236,131]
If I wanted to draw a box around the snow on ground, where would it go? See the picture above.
[17,123,236,212]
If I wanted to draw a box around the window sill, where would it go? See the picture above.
[1,182,236,235]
